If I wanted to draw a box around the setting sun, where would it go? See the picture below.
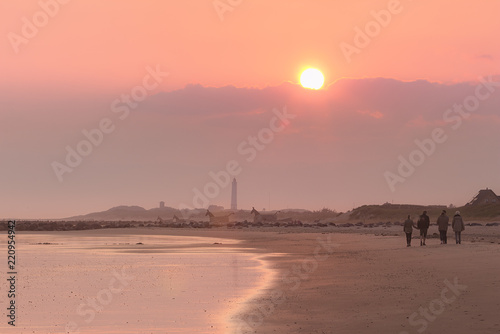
[300,68,325,89]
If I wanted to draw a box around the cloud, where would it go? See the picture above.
[2,76,500,218]
[142,77,499,128]
[475,54,495,61]
[357,110,384,119]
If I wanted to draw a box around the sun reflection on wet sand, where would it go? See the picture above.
[0,231,276,334]
[223,253,281,334]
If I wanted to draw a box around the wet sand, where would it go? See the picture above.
[0,231,271,334]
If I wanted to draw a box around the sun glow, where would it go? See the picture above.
[300,68,325,89]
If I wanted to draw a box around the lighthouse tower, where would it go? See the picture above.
[231,178,237,211]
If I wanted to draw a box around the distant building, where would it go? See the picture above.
[159,201,165,209]
[231,178,237,210]
[208,204,224,212]
[251,207,279,223]
[466,188,500,206]
[206,210,233,227]
[172,215,185,223]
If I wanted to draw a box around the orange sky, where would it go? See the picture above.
[2,0,499,93]
[1,1,499,218]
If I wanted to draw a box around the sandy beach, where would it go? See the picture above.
[157,226,500,334]
[2,226,500,333]
[229,229,500,334]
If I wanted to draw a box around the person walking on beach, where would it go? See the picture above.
[452,211,465,244]
[403,215,417,247]
[437,210,449,244]
[417,211,430,246]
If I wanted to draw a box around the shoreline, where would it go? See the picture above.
[92,227,500,333]
[223,230,500,334]
[2,229,276,334]
[128,227,500,334]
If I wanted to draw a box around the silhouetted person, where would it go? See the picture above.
[403,215,417,247]
[417,210,430,246]
[452,211,465,244]
[437,210,449,244]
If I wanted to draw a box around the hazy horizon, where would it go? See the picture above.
[2,1,499,219]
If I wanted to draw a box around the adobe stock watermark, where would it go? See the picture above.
[384,76,500,192]
[65,266,135,334]
[234,234,339,334]
[213,0,243,21]
[8,0,72,54]
[178,106,295,215]
[399,277,467,334]
[339,0,408,64]
[51,65,168,182]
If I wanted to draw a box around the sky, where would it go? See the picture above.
[1,0,499,219]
